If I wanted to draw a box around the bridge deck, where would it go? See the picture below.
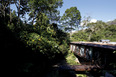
[70,42,116,50]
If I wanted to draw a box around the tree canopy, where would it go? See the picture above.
[71,20,116,42]
[28,0,63,24]
[0,0,70,73]
[61,7,81,33]
[1,0,115,75]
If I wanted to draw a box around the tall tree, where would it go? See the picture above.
[61,7,81,33]
[0,0,28,24]
[0,0,15,24]
[13,0,29,21]
[81,16,91,31]
[0,0,13,18]
[28,0,63,25]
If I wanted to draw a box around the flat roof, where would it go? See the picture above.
[70,42,116,50]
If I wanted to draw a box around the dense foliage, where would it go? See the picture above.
[60,7,81,33]
[0,0,70,74]
[71,20,116,42]
[1,0,115,76]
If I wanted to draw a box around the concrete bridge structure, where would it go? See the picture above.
[70,42,116,69]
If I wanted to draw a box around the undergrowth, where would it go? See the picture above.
[65,50,80,65]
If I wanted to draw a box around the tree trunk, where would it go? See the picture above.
[9,2,12,23]
[18,0,20,22]
[88,32,92,41]
[70,25,73,38]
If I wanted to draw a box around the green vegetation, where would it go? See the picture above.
[0,0,70,74]
[1,0,116,77]
[71,20,116,42]
[60,7,81,33]
[76,74,87,77]
[65,51,80,65]
[71,19,116,77]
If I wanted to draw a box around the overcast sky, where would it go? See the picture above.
[59,0,116,22]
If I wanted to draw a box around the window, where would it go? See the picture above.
[70,45,73,51]
[76,46,80,53]
[88,47,92,59]
[80,46,85,56]
[73,45,75,51]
